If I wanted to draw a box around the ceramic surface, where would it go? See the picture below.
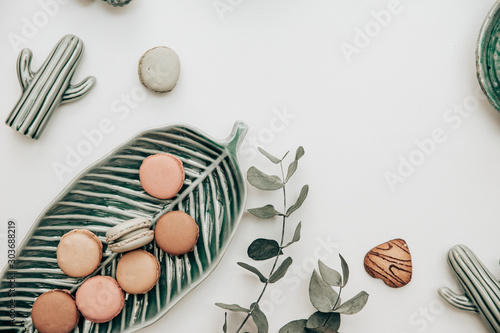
[477,0,500,111]
[0,122,248,332]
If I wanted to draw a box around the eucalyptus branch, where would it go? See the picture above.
[279,256,369,333]
[217,147,307,333]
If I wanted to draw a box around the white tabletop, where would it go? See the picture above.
[1,0,499,332]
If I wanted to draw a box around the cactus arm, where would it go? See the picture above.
[17,48,34,90]
[61,76,96,103]
[439,287,478,312]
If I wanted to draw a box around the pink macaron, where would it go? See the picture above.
[75,276,124,323]
[139,153,185,199]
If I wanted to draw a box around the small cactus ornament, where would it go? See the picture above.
[5,34,96,140]
[103,0,133,7]
[439,245,500,333]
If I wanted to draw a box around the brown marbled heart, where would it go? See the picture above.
[364,238,412,288]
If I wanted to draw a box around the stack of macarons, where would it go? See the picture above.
[31,153,201,332]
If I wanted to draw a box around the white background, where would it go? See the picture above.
[1,0,500,332]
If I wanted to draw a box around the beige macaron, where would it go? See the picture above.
[116,249,161,294]
[106,217,154,253]
[57,229,102,277]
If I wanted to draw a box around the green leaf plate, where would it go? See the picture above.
[0,121,248,332]
[477,0,500,111]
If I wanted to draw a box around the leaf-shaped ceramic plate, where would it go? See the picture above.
[477,0,500,111]
[0,121,248,332]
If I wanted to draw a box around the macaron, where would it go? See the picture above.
[106,217,154,253]
[138,46,180,93]
[155,211,199,256]
[139,153,185,199]
[116,249,161,294]
[31,289,79,333]
[57,229,102,277]
[75,276,124,323]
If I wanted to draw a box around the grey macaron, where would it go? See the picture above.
[106,217,154,253]
[138,46,180,93]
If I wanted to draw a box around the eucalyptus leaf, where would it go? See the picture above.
[295,146,305,160]
[223,312,228,333]
[306,312,340,330]
[0,122,249,332]
[237,262,268,283]
[339,254,349,288]
[279,319,307,333]
[251,303,269,333]
[334,291,369,315]
[285,222,302,247]
[309,270,339,313]
[258,147,282,164]
[285,147,305,182]
[248,238,282,261]
[281,150,290,161]
[215,303,250,313]
[286,185,309,217]
[248,204,283,219]
[318,260,342,287]
[269,257,293,283]
[247,166,283,191]
[285,160,298,183]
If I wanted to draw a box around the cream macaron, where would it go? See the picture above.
[116,249,161,294]
[106,217,154,253]
[138,46,180,93]
[57,229,102,277]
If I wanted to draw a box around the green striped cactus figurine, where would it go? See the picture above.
[439,245,500,333]
[5,34,96,140]
[103,0,133,7]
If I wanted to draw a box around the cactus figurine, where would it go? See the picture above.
[5,34,96,140]
[103,0,133,7]
[439,245,500,333]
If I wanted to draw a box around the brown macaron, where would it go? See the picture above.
[75,276,124,323]
[155,211,199,256]
[57,229,102,277]
[116,249,161,294]
[31,289,79,333]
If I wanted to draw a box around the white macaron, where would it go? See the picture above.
[106,217,154,253]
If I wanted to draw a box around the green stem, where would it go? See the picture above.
[234,162,288,333]
[321,286,342,328]
[332,286,342,311]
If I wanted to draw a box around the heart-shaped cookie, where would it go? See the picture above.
[364,238,412,288]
